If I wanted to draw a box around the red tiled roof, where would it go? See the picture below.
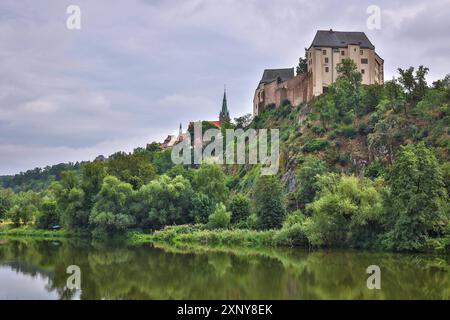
[208,121,221,128]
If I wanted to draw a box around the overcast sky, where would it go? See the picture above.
[1,0,449,175]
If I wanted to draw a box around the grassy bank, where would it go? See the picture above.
[128,224,309,248]
[128,224,450,253]
[0,226,80,239]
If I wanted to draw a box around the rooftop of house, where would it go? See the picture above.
[309,30,375,50]
[259,68,295,84]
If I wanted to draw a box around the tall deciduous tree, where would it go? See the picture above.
[51,171,88,231]
[89,176,135,237]
[192,163,228,205]
[254,175,285,229]
[383,143,448,251]
[135,175,194,229]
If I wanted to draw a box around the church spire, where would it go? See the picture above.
[219,85,230,124]
[179,122,182,136]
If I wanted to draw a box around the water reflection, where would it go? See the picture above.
[0,238,449,300]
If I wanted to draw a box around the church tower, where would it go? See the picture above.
[219,86,230,125]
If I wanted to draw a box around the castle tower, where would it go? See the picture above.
[179,122,182,136]
[219,86,230,124]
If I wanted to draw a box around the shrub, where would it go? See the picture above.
[229,193,251,224]
[312,125,325,135]
[273,223,309,247]
[302,139,329,152]
[207,203,231,229]
[190,193,215,224]
[358,123,372,135]
[341,124,357,138]
[328,130,339,140]
[283,210,305,228]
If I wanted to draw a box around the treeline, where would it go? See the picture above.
[0,162,82,192]
[0,60,449,252]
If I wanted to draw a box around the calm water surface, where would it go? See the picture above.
[0,238,449,299]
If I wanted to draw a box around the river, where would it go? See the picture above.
[0,238,448,299]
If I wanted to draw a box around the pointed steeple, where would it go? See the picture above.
[179,122,182,136]
[219,85,230,124]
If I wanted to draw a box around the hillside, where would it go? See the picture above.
[231,66,449,203]
[1,61,449,252]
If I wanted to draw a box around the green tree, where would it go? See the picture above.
[295,156,327,209]
[190,192,215,224]
[229,193,251,224]
[36,199,59,230]
[254,175,286,229]
[207,203,231,229]
[306,174,385,248]
[233,113,253,129]
[81,161,106,208]
[378,79,406,113]
[0,188,15,221]
[134,175,194,229]
[397,67,415,99]
[313,94,338,130]
[151,149,175,174]
[398,65,429,103]
[166,164,194,182]
[89,176,135,237]
[296,54,308,75]
[107,152,157,189]
[51,171,88,231]
[192,163,228,205]
[383,143,448,251]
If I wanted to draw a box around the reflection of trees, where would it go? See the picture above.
[0,239,449,299]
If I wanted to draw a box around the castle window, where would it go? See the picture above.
[324,57,329,63]
[361,58,368,64]
[341,50,345,56]
[325,67,329,73]
[360,49,363,55]
[322,49,326,55]
[361,69,365,74]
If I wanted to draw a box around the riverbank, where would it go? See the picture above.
[128,224,450,253]
[0,226,80,239]
[128,224,309,248]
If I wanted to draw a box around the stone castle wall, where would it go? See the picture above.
[253,72,313,116]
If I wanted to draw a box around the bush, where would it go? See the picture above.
[190,193,215,224]
[302,139,329,152]
[273,223,309,247]
[358,123,372,135]
[328,130,339,140]
[341,124,357,138]
[312,126,325,135]
[207,203,231,229]
[283,210,305,228]
[229,193,251,224]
